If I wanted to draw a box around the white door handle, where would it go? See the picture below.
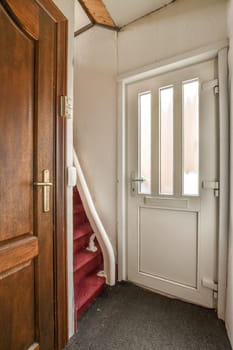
[131,178,145,182]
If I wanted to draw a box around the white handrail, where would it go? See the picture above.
[73,148,116,286]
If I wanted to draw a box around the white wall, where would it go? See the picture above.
[51,0,230,342]
[74,0,91,32]
[118,0,228,75]
[73,0,228,265]
[226,1,233,347]
[52,0,75,338]
[74,26,117,254]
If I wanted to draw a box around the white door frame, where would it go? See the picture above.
[117,40,229,320]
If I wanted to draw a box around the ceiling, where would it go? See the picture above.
[75,0,176,34]
[102,0,175,27]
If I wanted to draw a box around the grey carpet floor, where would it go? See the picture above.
[66,282,232,350]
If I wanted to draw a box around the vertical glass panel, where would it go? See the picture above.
[138,92,151,194]
[159,86,174,195]
[183,79,199,196]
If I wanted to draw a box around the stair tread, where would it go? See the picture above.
[75,274,105,311]
[73,187,105,320]
[74,247,101,273]
[73,222,93,241]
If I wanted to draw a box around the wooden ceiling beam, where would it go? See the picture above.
[78,0,119,30]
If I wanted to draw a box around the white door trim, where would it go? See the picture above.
[117,41,229,320]
[217,47,229,321]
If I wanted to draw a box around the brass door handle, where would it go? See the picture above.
[34,182,53,186]
[33,170,52,212]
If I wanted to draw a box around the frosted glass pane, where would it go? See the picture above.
[139,93,151,194]
[183,80,199,196]
[160,87,174,195]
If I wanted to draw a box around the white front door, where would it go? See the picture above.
[127,59,219,308]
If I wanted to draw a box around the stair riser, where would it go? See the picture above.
[73,187,105,322]
[75,283,105,320]
[74,254,103,286]
[73,191,81,204]
[73,204,84,213]
[73,235,90,252]
[73,211,87,228]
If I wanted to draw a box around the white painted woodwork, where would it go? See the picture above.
[102,0,174,27]
[218,48,229,321]
[226,0,233,346]
[139,208,198,288]
[53,0,75,338]
[73,149,116,286]
[127,59,219,308]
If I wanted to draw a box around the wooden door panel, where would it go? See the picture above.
[0,263,35,349]
[0,4,38,350]
[0,0,68,348]
[2,0,39,39]
[0,236,38,274]
[0,6,34,241]
[35,9,55,349]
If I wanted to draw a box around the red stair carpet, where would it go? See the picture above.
[73,187,105,323]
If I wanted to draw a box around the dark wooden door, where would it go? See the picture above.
[0,1,68,349]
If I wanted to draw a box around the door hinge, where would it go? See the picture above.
[202,79,219,95]
[202,278,218,299]
[202,180,219,197]
[60,95,72,118]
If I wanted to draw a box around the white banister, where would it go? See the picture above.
[73,148,116,286]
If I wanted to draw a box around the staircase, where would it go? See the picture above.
[73,187,106,322]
